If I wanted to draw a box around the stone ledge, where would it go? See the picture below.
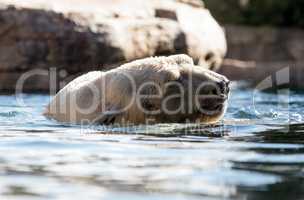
[220,59,304,89]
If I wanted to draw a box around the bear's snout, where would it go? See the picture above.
[216,79,230,95]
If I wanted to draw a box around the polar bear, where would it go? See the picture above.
[44,54,230,125]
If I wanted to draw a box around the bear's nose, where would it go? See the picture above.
[217,80,230,95]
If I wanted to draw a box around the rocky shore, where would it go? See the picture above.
[0,0,303,92]
[0,0,226,92]
[220,25,304,88]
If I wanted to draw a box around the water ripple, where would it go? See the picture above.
[0,87,304,200]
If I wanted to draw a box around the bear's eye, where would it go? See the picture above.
[141,99,155,111]
[174,76,184,83]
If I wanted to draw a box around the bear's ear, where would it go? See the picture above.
[160,54,193,84]
[161,64,181,84]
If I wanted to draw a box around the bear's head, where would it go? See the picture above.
[101,54,230,125]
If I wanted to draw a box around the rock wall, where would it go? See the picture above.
[220,25,304,88]
[225,25,304,62]
[0,0,227,92]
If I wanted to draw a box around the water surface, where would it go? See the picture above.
[0,83,304,200]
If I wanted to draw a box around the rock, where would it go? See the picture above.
[219,59,258,81]
[220,25,304,89]
[0,0,227,92]
[225,25,304,62]
[0,7,187,73]
[175,5,227,70]
[96,18,187,62]
[0,7,105,74]
[176,0,205,8]
[219,59,304,89]
[152,0,227,70]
